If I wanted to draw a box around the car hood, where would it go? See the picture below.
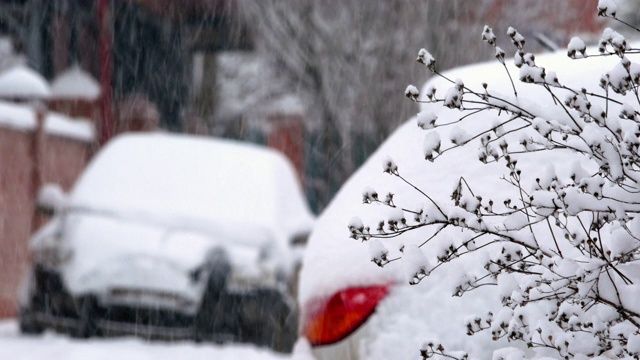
[45,212,281,297]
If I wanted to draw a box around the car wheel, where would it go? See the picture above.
[243,289,298,353]
[18,307,45,335]
[18,268,45,335]
[72,295,99,338]
[194,253,231,342]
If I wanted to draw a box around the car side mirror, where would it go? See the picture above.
[36,183,68,216]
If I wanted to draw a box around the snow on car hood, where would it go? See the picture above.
[299,49,629,357]
[58,213,217,297]
[68,133,315,250]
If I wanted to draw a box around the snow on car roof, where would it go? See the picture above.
[69,133,314,245]
[298,48,629,355]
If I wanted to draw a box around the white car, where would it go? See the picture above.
[297,48,629,359]
[18,133,314,352]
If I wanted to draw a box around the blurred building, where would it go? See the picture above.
[0,0,251,130]
[0,0,305,165]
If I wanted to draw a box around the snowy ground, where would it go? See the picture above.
[0,319,294,360]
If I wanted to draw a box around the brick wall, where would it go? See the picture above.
[0,128,33,318]
[267,114,305,185]
[0,113,93,318]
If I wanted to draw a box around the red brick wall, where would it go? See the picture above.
[0,129,34,318]
[267,114,305,185]
[42,136,91,191]
[49,99,101,127]
[0,121,93,318]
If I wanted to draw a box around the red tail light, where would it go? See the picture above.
[303,285,390,346]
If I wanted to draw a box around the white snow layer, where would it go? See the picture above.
[0,100,95,141]
[51,65,101,100]
[0,64,50,99]
[0,320,295,360]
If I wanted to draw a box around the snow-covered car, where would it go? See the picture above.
[297,46,633,359]
[18,133,315,352]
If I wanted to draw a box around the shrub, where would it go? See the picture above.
[351,1,640,358]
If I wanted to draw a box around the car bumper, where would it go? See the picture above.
[22,265,298,351]
[27,308,197,340]
[22,265,198,339]
[308,315,373,360]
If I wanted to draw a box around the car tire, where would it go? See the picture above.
[194,252,231,342]
[18,269,45,335]
[18,307,45,335]
[72,295,99,338]
[243,289,298,353]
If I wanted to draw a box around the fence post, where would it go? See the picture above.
[30,107,46,233]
